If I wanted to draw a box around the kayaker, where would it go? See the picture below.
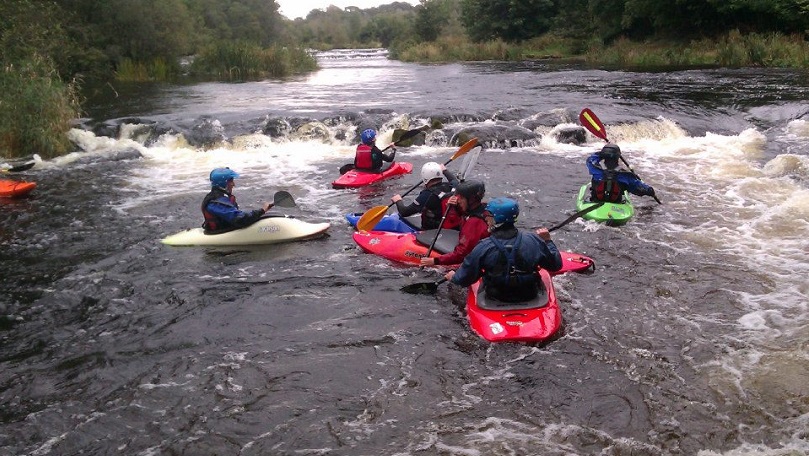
[201,167,273,233]
[445,197,563,302]
[391,161,462,230]
[354,128,395,172]
[419,179,489,267]
[587,143,656,202]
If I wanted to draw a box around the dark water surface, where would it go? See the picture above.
[1,49,808,455]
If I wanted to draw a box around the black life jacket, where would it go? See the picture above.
[592,170,623,203]
[201,188,237,232]
[422,183,461,230]
[484,232,540,302]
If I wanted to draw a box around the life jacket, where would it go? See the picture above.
[354,144,373,169]
[483,232,540,302]
[201,188,237,232]
[422,183,461,230]
[592,170,623,203]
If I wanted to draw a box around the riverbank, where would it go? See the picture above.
[393,31,809,69]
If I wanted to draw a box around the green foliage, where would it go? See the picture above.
[290,2,416,49]
[585,31,809,68]
[460,0,558,43]
[189,42,317,81]
[0,57,80,159]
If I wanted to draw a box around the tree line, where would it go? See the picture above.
[1,0,807,158]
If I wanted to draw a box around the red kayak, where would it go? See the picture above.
[353,229,595,274]
[332,162,413,189]
[466,268,561,343]
[0,179,36,198]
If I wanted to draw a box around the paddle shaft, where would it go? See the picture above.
[547,202,605,232]
[425,202,454,256]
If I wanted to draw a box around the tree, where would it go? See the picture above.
[461,0,559,42]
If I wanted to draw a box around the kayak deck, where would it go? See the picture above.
[576,184,634,225]
[354,230,595,274]
[0,179,36,198]
[466,268,561,343]
[345,212,420,233]
[162,214,330,246]
[332,162,413,189]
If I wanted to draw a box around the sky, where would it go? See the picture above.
[276,0,420,20]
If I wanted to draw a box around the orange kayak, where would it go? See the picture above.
[0,179,36,198]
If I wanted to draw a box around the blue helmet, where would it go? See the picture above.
[210,167,239,188]
[486,197,519,226]
[360,129,377,145]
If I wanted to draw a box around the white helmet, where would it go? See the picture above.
[421,162,443,185]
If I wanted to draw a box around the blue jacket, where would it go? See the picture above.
[201,188,265,232]
[586,152,654,198]
[451,227,563,289]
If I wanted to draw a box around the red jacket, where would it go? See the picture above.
[435,207,489,265]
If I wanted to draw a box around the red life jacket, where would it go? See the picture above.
[354,144,373,169]
[592,172,623,203]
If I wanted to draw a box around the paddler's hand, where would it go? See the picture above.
[535,227,551,241]
[446,195,459,205]
[444,270,456,282]
[262,202,274,212]
[420,257,437,266]
[391,194,403,203]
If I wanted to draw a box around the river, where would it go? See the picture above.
[1,48,808,455]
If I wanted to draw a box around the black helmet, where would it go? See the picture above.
[455,179,485,201]
[599,143,621,160]
[599,143,621,169]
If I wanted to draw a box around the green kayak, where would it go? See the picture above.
[576,184,634,225]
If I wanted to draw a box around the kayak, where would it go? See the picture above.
[0,179,36,198]
[162,214,330,246]
[576,184,634,225]
[332,162,413,189]
[353,229,595,274]
[466,268,561,343]
[345,212,420,233]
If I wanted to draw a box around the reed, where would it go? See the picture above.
[588,32,809,68]
[0,57,79,159]
[189,42,317,81]
[397,34,581,63]
[115,58,178,82]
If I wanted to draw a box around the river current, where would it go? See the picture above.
[1,49,808,455]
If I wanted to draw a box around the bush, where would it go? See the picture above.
[189,41,317,81]
[0,57,80,159]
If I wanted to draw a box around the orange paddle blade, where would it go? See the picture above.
[356,205,390,232]
[579,108,608,141]
[448,137,479,162]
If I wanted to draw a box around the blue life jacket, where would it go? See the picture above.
[484,232,540,302]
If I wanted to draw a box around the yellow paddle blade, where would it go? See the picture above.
[449,137,479,162]
[356,205,390,232]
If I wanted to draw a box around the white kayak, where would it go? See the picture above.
[161,214,330,246]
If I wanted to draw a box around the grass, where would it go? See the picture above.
[188,42,318,81]
[0,56,80,159]
[397,31,809,69]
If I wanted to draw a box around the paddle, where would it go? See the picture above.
[402,203,605,295]
[356,137,480,232]
[401,277,447,295]
[547,202,605,232]
[273,190,296,208]
[579,108,662,205]
[338,128,426,175]
[1,162,35,173]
